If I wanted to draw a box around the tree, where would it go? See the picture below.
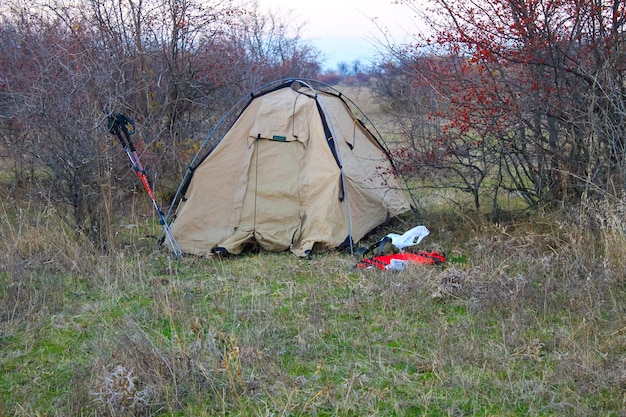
[379,0,626,214]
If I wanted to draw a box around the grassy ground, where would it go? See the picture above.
[1,193,626,416]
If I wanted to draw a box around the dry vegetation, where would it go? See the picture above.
[1,189,625,416]
[2,0,624,412]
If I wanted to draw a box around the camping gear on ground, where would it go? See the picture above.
[386,225,430,249]
[354,251,447,270]
[106,112,183,259]
[354,225,445,270]
[164,79,415,257]
[356,225,430,257]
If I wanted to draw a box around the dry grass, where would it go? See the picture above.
[1,191,626,416]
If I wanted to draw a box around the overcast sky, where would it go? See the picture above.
[255,0,421,71]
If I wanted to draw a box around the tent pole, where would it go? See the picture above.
[305,85,355,256]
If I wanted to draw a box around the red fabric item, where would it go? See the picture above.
[355,251,446,270]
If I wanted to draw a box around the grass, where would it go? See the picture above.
[1,192,626,416]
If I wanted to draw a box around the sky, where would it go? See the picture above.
[255,0,422,71]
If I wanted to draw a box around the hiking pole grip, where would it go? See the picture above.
[106,112,136,149]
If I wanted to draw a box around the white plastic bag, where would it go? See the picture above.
[385,225,430,250]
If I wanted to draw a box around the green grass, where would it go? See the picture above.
[1,196,626,416]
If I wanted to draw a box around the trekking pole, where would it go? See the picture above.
[105,112,183,259]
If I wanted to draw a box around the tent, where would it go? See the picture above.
[165,79,414,257]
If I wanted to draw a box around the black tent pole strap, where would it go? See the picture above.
[106,112,183,259]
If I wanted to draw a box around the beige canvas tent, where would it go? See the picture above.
[166,79,414,257]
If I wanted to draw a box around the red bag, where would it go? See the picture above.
[355,251,446,270]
